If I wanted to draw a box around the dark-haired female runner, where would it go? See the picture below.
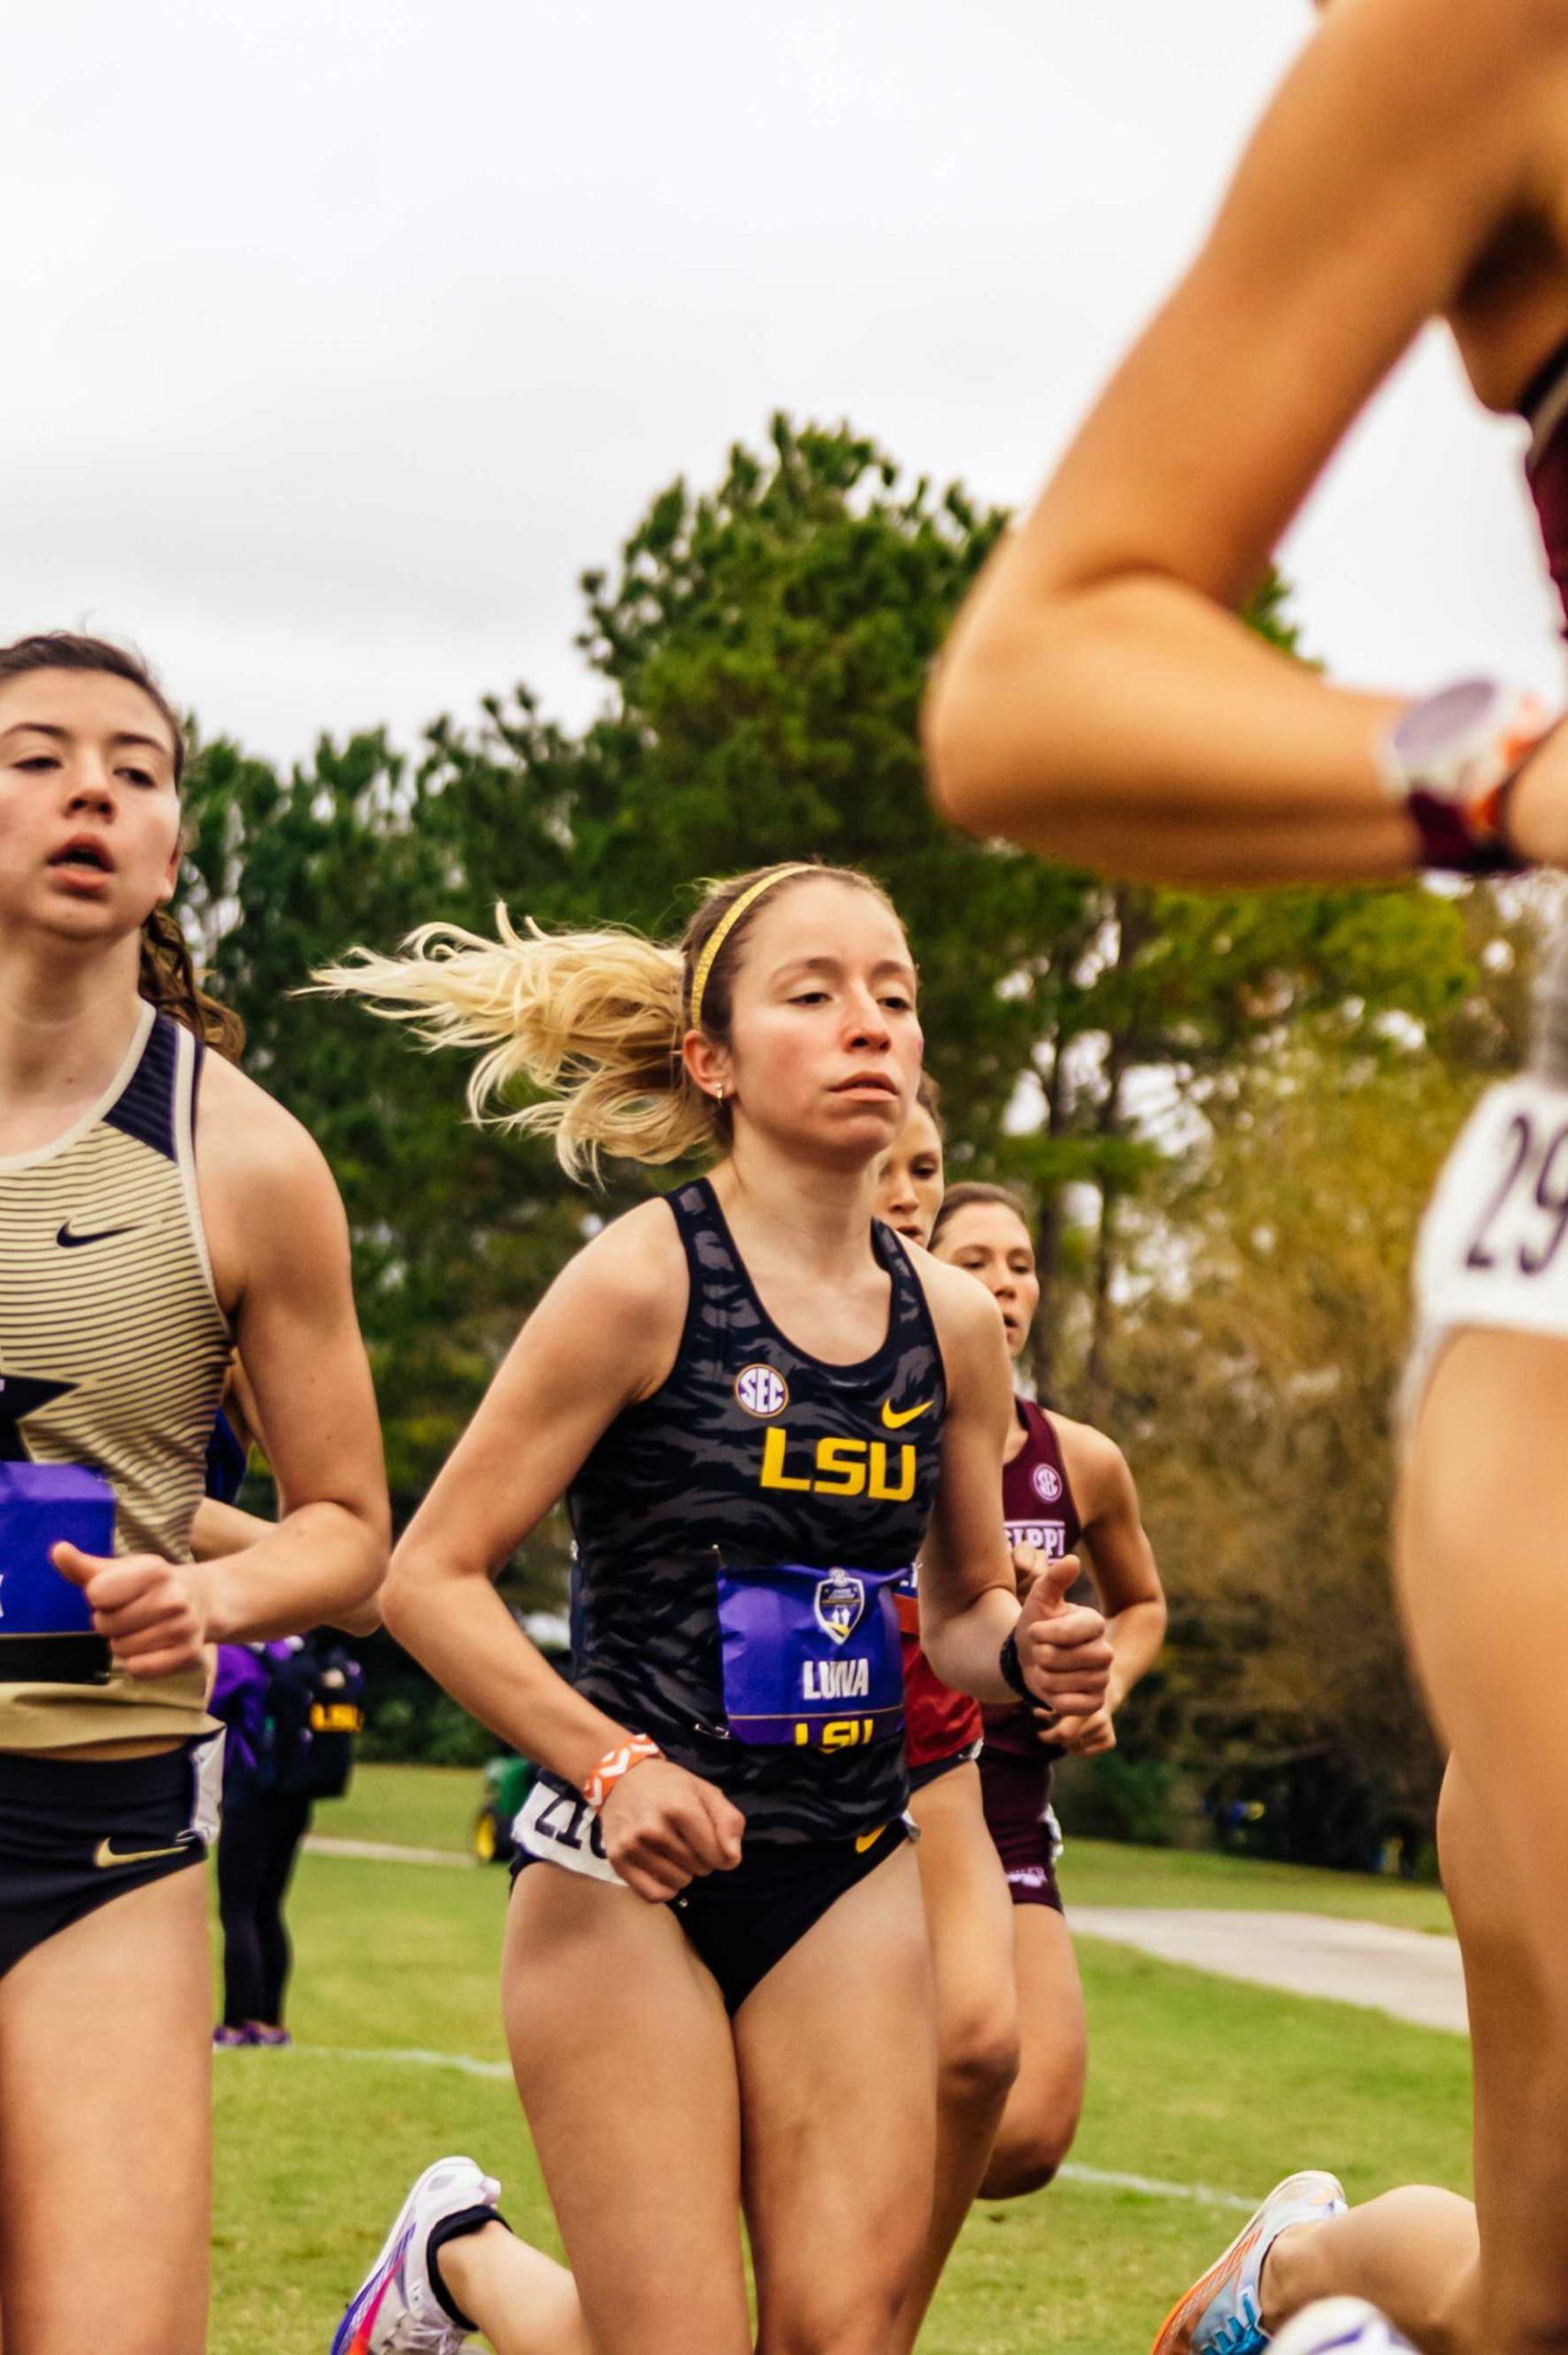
[872,1084,1021,2355]
[926,6,1568,2349]
[0,635,387,2353]
[929,1181,1166,2197]
[326,863,1111,2355]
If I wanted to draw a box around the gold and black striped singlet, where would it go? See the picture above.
[0,1005,232,1751]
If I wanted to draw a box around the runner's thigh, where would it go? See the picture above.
[912,1763,1018,2080]
[502,1866,751,2355]
[736,1844,936,2355]
[0,1868,211,2355]
[1401,1335,1568,2342]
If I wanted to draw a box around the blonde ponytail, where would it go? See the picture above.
[315,906,719,1180]
[319,862,898,1184]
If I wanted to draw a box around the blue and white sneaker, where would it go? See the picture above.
[1150,2170,1347,2355]
[1271,2300,1416,2355]
[332,2155,502,2354]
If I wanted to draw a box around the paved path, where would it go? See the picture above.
[303,1841,1469,2037]
[1070,1906,1467,2035]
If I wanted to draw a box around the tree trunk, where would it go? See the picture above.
[1084,888,1148,1418]
[1030,1029,1069,1402]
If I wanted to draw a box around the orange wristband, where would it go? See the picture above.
[583,1733,663,1814]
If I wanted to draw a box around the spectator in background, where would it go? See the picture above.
[202,1363,367,2048]
[209,1637,309,2047]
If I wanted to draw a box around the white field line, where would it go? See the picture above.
[305,1836,475,1868]
[286,2043,1253,2211]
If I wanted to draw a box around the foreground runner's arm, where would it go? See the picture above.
[377,1206,744,1904]
[1045,1422,1165,1758]
[924,0,1568,882]
[53,1072,389,1674]
[916,1258,1114,1714]
[189,1364,383,1635]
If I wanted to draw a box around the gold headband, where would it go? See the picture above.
[689,865,817,1033]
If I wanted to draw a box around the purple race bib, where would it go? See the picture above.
[716,1559,905,1750]
[0,1463,115,1683]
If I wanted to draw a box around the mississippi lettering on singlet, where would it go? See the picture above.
[538,1178,946,1844]
[0,1007,232,1751]
[984,1397,1083,1759]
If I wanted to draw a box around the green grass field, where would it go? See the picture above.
[212,1768,1471,2354]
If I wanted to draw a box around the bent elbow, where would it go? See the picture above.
[922,623,1084,852]
[378,1554,429,1648]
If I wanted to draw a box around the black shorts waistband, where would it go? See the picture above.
[0,1742,196,1811]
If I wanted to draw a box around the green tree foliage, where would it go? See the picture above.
[171,414,1521,1826]
[1093,888,1554,1859]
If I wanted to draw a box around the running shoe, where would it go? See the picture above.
[212,2024,256,2049]
[331,2155,502,2355]
[1271,2301,1415,2355]
[1150,2170,1347,2355]
[249,2025,292,2049]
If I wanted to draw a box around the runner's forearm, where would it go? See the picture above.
[921,1583,1022,1706]
[201,1499,383,1641]
[928,574,1415,882]
[1105,1597,1167,1706]
[381,1551,636,1790]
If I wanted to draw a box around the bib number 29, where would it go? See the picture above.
[1463,1110,1568,1280]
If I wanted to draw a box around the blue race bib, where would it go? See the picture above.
[0,1464,115,1680]
[716,1559,906,1750]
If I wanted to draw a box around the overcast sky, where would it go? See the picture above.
[6,0,1562,769]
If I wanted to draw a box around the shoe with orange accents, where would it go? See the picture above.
[1150,2171,1347,2355]
[331,2156,504,2354]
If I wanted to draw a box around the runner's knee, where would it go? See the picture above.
[980,2085,1082,2197]
[759,2292,905,2355]
[936,2001,1020,2118]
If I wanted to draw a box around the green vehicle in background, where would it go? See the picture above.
[474,1754,535,1865]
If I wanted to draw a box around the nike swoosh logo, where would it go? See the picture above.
[854,1824,887,1855]
[57,1222,139,1250]
[880,1398,933,1430]
[94,1835,195,1869]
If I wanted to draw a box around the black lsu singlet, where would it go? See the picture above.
[552,1179,946,1844]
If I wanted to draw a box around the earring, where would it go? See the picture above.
[713,1083,726,1102]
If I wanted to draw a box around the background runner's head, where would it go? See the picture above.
[874,1074,945,1246]
[318,860,921,1183]
[0,631,243,1055]
[931,1182,1038,1359]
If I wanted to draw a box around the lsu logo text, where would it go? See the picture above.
[759,1427,916,1502]
[794,1717,877,1748]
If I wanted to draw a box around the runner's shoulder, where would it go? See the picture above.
[1044,1409,1133,1513]
[908,1243,1009,1359]
[539,1195,690,1362]
[193,1049,339,1212]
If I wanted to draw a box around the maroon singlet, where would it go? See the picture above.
[985,1397,1083,1758]
[1522,336,1568,630]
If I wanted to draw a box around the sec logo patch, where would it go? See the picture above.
[735,1363,790,1419]
[1033,1463,1063,1503]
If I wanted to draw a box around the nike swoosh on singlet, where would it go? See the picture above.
[56,1221,141,1249]
[880,1398,933,1430]
[854,1824,887,1854]
[93,1835,196,1869]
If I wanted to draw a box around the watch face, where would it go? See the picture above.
[1391,677,1501,772]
